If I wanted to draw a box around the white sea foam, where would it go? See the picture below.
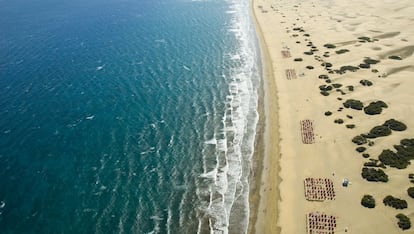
[196,0,260,233]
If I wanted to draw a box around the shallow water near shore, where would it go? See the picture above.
[0,0,260,233]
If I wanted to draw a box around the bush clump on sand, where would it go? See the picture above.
[407,187,414,198]
[319,74,329,79]
[346,124,355,129]
[364,101,388,115]
[332,83,342,88]
[362,153,370,158]
[352,135,367,145]
[294,58,303,62]
[306,65,314,69]
[396,214,411,230]
[324,43,336,49]
[360,79,373,86]
[356,147,367,153]
[343,99,364,110]
[361,195,376,208]
[383,119,407,131]
[364,58,380,64]
[324,111,332,116]
[319,85,333,91]
[358,36,373,42]
[361,167,388,182]
[364,159,386,168]
[377,138,414,170]
[336,49,350,54]
[304,51,313,55]
[338,65,359,73]
[378,149,410,169]
[383,195,408,209]
[389,55,402,60]
[321,62,333,68]
[320,91,329,96]
[334,119,344,124]
[363,125,392,138]
[347,85,354,92]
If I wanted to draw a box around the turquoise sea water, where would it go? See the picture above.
[0,0,261,233]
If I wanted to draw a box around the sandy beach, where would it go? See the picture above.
[251,0,414,233]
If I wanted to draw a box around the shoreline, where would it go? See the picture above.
[248,0,282,233]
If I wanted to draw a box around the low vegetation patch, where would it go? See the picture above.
[396,214,411,230]
[336,49,350,54]
[324,43,336,49]
[389,55,402,60]
[383,119,407,131]
[361,167,388,182]
[361,195,376,208]
[408,187,414,199]
[324,111,332,116]
[352,135,367,145]
[364,101,388,115]
[343,99,364,110]
[363,125,392,138]
[360,79,373,86]
[383,195,407,209]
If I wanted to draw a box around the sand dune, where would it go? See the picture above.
[251,0,414,233]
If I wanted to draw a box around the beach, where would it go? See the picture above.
[251,0,414,233]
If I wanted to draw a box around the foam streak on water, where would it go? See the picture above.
[197,0,260,233]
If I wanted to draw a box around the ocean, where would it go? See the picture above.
[0,0,261,233]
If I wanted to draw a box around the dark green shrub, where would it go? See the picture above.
[393,139,414,162]
[409,173,414,179]
[356,147,366,153]
[378,149,410,169]
[319,85,333,91]
[294,58,303,62]
[347,85,354,91]
[346,124,355,129]
[339,65,359,73]
[352,135,367,145]
[332,83,342,88]
[361,167,388,182]
[320,91,329,96]
[304,51,313,55]
[334,119,344,124]
[361,195,376,208]
[358,36,372,42]
[364,125,391,138]
[364,58,380,64]
[364,101,388,115]
[408,187,414,198]
[389,55,402,60]
[396,214,411,230]
[360,79,373,86]
[321,62,333,68]
[324,43,336,49]
[306,65,314,69]
[383,195,407,209]
[336,49,350,54]
[324,111,332,116]
[318,74,329,79]
[325,79,332,83]
[363,153,370,158]
[359,63,370,69]
[363,159,386,168]
[383,119,407,131]
[343,99,364,110]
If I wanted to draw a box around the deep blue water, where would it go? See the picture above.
[0,0,260,233]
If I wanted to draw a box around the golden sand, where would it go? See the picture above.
[251,0,414,233]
